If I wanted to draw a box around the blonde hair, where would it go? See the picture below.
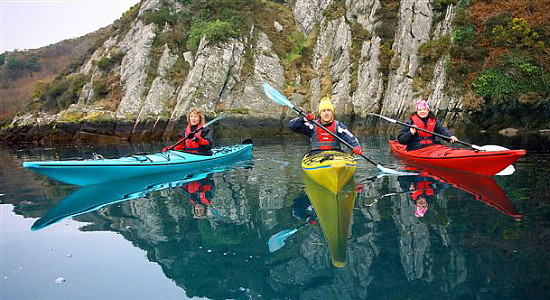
[187,108,205,126]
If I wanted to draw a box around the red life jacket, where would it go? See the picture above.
[311,120,340,151]
[173,124,203,152]
[411,181,435,200]
[183,181,213,206]
[410,114,436,145]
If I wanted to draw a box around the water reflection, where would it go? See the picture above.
[3,136,547,299]
[303,175,357,268]
[397,165,521,218]
[32,162,253,230]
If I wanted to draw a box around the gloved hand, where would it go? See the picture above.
[162,146,171,152]
[186,132,196,139]
[195,133,209,146]
[303,113,315,122]
[352,146,363,155]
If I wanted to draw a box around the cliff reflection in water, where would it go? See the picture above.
[12,143,539,299]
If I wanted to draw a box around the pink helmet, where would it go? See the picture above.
[415,99,430,111]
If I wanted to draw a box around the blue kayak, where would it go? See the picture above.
[23,143,253,186]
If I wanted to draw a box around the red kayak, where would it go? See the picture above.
[389,140,526,176]
[404,165,521,218]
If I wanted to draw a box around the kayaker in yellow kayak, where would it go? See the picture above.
[163,108,214,155]
[288,96,363,155]
[397,99,459,151]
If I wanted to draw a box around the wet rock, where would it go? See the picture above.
[498,128,520,137]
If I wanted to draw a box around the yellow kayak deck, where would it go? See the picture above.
[301,151,357,194]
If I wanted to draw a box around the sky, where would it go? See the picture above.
[1,0,141,53]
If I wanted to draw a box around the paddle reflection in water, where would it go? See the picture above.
[32,161,253,230]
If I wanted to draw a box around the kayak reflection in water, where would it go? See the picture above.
[397,99,458,151]
[398,174,448,218]
[180,174,218,220]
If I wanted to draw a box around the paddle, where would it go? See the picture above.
[268,222,311,253]
[165,112,226,151]
[262,82,405,174]
[368,113,511,152]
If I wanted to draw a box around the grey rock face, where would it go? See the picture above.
[171,38,246,119]
[293,0,333,35]
[310,16,353,114]
[140,45,178,118]
[380,0,433,118]
[117,21,157,118]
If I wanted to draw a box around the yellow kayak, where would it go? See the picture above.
[301,151,357,194]
[304,174,357,268]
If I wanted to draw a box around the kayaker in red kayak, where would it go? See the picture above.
[288,96,363,155]
[397,100,459,151]
[163,108,213,155]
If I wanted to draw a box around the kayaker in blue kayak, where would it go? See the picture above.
[397,99,459,151]
[288,96,363,155]
[163,109,213,155]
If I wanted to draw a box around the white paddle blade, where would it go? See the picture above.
[376,164,418,175]
[495,164,515,176]
[476,145,511,151]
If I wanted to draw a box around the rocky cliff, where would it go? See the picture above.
[3,0,549,143]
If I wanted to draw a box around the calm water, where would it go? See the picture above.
[1,134,549,300]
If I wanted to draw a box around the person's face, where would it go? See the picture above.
[193,204,206,218]
[320,109,334,123]
[189,113,200,126]
[416,197,428,208]
[416,108,429,118]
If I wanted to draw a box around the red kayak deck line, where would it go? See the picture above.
[389,140,526,176]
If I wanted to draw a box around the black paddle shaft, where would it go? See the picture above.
[292,107,379,167]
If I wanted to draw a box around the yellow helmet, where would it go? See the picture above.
[318,96,334,113]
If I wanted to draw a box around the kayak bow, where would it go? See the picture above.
[301,151,357,194]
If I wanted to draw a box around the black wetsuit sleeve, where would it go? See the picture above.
[199,127,213,152]
[397,119,415,145]
[288,117,313,136]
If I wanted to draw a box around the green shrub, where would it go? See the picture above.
[432,0,459,12]
[143,7,178,26]
[93,50,125,73]
[204,20,241,42]
[491,17,546,49]
[451,25,476,44]
[419,36,451,61]
[472,54,549,103]
[29,74,87,112]
[324,1,347,21]
[281,31,306,66]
